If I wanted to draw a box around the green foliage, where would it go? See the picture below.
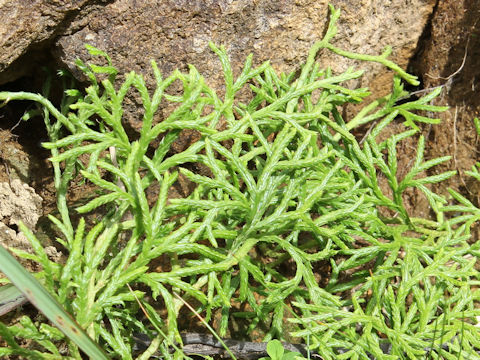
[0,4,479,359]
[0,240,108,359]
[261,340,303,360]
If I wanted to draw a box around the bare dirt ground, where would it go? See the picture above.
[411,1,480,208]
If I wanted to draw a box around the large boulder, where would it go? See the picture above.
[0,0,435,96]
[51,0,436,131]
[56,0,436,93]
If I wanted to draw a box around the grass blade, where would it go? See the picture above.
[0,284,28,316]
[0,244,109,359]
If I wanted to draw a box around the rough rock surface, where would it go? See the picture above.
[0,179,42,253]
[0,179,42,229]
[0,0,110,84]
[0,179,61,268]
[0,1,435,98]
[53,0,436,129]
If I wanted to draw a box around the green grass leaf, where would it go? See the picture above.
[0,241,109,359]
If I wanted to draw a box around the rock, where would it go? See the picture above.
[0,0,435,106]
[0,222,31,252]
[0,179,43,262]
[53,0,436,130]
[0,179,42,230]
[0,0,111,85]
[0,178,62,269]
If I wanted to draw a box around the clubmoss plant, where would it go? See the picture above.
[0,4,479,359]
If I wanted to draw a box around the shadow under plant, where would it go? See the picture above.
[0,5,479,360]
